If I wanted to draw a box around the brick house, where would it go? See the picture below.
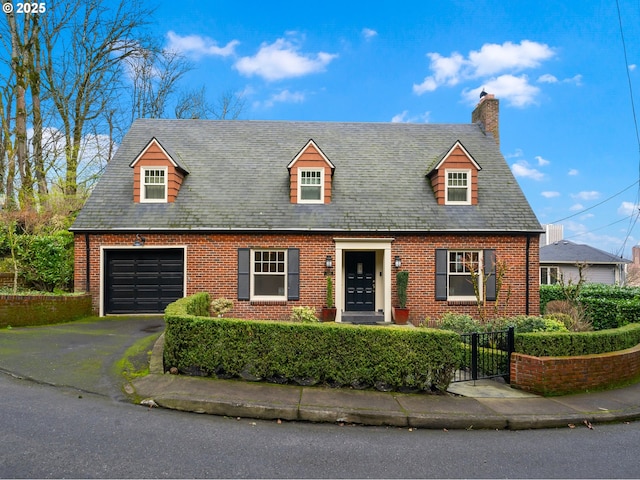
[70,95,542,322]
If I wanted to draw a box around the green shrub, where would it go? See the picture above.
[211,297,233,317]
[165,292,211,317]
[496,315,568,333]
[435,312,481,333]
[16,231,74,292]
[515,323,640,357]
[290,306,319,323]
[164,294,463,392]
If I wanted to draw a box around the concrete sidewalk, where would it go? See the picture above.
[131,333,640,430]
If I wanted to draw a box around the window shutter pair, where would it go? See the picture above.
[237,248,300,301]
[435,248,496,301]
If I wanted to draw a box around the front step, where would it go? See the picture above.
[342,311,386,324]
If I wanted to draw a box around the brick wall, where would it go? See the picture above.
[75,231,539,319]
[511,344,640,395]
[0,294,92,327]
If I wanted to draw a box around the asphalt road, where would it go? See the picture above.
[1,372,640,478]
[1,316,639,478]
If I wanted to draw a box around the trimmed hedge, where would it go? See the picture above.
[540,284,640,330]
[514,323,640,357]
[164,293,463,392]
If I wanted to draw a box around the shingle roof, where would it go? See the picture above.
[71,119,542,233]
[540,240,630,264]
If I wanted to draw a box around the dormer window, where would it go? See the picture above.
[141,167,168,202]
[427,141,481,206]
[299,168,324,203]
[446,169,471,204]
[287,139,335,204]
[130,137,189,204]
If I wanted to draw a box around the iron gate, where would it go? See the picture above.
[453,327,515,383]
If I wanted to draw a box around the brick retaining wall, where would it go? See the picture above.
[0,294,92,327]
[511,344,640,396]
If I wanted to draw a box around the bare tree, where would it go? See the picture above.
[175,86,245,120]
[41,0,154,197]
[127,46,192,121]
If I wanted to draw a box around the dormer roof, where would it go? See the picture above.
[287,139,335,171]
[129,137,190,174]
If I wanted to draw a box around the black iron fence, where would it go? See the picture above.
[453,327,515,383]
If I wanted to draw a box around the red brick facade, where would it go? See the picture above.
[74,231,540,320]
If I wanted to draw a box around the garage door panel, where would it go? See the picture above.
[105,249,184,314]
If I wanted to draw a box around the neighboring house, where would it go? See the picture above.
[539,240,629,286]
[70,94,543,322]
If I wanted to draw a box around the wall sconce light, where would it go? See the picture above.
[394,255,402,268]
[325,255,333,275]
[133,234,146,247]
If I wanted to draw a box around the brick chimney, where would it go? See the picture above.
[472,93,500,147]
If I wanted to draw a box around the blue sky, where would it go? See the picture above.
[147,0,640,258]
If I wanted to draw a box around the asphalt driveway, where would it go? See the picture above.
[0,316,165,401]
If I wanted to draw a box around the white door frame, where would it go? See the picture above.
[333,238,394,323]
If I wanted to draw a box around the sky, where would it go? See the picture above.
[145,0,640,259]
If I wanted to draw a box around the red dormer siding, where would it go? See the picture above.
[131,139,186,203]
[429,141,481,206]
[288,140,335,204]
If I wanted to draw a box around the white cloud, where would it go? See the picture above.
[538,73,582,86]
[535,155,550,166]
[511,160,544,180]
[468,40,555,77]
[391,110,430,123]
[414,40,556,107]
[261,89,306,108]
[413,52,465,94]
[235,38,337,81]
[541,191,560,198]
[166,31,239,58]
[618,201,639,216]
[629,64,637,72]
[538,74,557,84]
[572,191,600,201]
[569,203,584,211]
[463,75,540,107]
[362,28,378,40]
[568,169,579,176]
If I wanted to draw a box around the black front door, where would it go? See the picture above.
[345,251,375,311]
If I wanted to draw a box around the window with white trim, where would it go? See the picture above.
[141,167,167,203]
[445,169,471,204]
[298,168,323,203]
[252,250,287,299]
[448,250,481,300]
[540,266,559,285]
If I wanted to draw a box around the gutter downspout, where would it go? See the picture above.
[85,233,90,293]
[525,234,531,315]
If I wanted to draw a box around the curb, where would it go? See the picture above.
[134,334,640,430]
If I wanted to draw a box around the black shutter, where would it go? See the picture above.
[238,248,250,300]
[435,249,448,300]
[287,248,300,301]
[484,249,497,301]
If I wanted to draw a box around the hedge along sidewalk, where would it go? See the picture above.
[515,323,640,357]
[163,293,463,392]
[0,293,92,328]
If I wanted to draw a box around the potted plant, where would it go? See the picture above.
[392,270,410,324]
[321,276,337,322]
